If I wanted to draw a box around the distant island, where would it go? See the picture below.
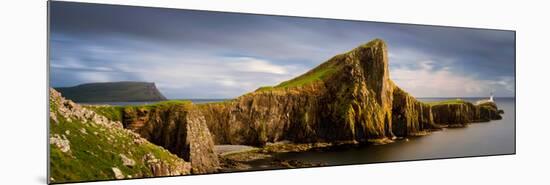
[54,81,167,102]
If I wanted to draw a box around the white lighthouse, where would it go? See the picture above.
[475,92,495,105]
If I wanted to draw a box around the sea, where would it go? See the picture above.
[273,97,515,165]
[80,99,229,106]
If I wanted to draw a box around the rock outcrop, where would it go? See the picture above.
[122,102,220,174]
[391,86,440,137]
[49,89,190,184]
[431,101,502,127]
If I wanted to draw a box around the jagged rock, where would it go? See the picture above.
[49,89,123,128]
[50,111,58,124]
[111,167,124,179]
[120,154,136,167]
[123,104,220,174]
[143,153,192,176]
[391,86,439,137]
[431,101,502,126]
[50,134,71,153]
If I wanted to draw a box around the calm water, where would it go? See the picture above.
[81,99,228,106]
[274,97,515,165]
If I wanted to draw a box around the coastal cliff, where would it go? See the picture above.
[117,39,503,153]
[194,39,503,146]
[49,89,190,183]
[121,102,220,174]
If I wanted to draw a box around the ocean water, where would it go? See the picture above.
[80,99,228,106]
[273,97,515,165]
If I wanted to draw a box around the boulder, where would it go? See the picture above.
[119,154,136,167]
[111,167,124,179]
[50,134,71,153]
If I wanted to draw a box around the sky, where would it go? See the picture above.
[49,1,515,99]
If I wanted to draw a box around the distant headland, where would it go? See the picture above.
[54,81,167,102]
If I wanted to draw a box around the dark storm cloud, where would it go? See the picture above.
[49,1,515,98]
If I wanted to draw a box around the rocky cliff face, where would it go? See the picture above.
[194,39,504,146]
[197,40,396,145]
[391,86,440,137]
[122,102,220,174]
[431,101,502,127]
[49,89,190,183]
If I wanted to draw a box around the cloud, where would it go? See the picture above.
[228,57,288,75]
[391,60,514,97]
[49,1,515,98]
[76,72,113,82]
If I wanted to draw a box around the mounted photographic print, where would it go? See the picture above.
[48,1,515,184]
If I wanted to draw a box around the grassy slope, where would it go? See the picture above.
[84,106,125,122]
[255,40,385,92]
[255,53,346,92]
[50,100,186,183]
[84,100,192,123]
[55,81,167,102]
[426,99,469,106]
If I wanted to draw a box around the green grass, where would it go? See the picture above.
[253,39,385,93]
[255,54,345,92]
[427,99,469,106]
[50,104,186,183]
[276,64,339,88]
[83,100,193,124]
[125,100,192,110]
[84,106,125,122]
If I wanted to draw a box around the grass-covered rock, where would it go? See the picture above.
[122,101,221,174]
[49,89,190,184]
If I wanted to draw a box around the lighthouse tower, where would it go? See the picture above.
[489,92,494,102]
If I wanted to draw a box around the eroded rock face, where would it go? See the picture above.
[391,86,439,137]
[123,104,220,174]
[196,39,504,146]
[431,101,502,127]
[199,84,326,145]
[199,39,398,145]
